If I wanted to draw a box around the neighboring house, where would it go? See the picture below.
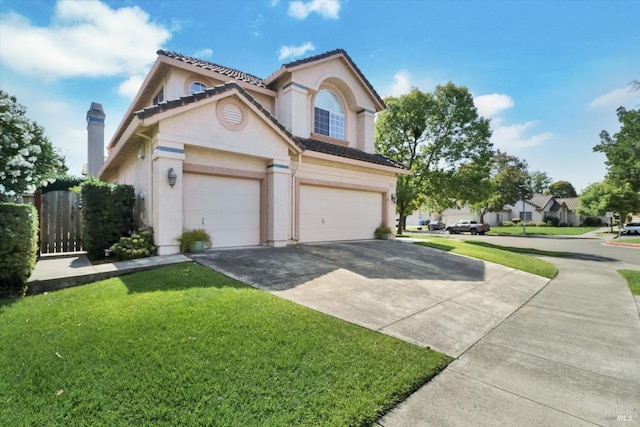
[440,194,604,227]
[98,49,407,254]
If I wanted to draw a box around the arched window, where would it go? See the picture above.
[314,89,345,140]
[189,81,207,95]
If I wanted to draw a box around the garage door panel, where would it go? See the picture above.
[183,174,260,248]
[300,186,382,243]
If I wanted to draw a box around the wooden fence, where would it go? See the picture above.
[40,191,83,253]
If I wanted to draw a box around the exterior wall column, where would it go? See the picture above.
[266,159,291,247]
[356,109,376,153]
[277,83,309,138]
[152,140,185,255]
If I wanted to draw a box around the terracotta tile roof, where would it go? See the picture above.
[557,197,580,211]
[528,194,555,209]
[157,49,266,88]
[297,138,407,169]
[280,49,385,109]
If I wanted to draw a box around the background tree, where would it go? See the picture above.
[0,90,66,201]
[545,180,578,198]
[376,84,493,233]
[578,179,640,222]
[594,107,640,192]
[470,151,531,223]
[529,170,552,194]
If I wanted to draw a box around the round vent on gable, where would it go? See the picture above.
[222,103,243,126]
[216,99,248,131]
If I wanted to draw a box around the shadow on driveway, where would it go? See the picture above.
[190,240,486,291]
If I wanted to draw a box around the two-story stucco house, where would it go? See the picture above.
[98,49,407,254]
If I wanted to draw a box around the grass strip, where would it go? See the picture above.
[0,263,451,426]
[618,270,640,295]
[488,226,599,236]
[415,237,557,279]
[463,240,573,258]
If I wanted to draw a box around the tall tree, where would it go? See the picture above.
[546,180,578,198]
[0,90,65,201]
[530,170,552,194]
[594,107,640,192]
[376,84,493,233]
[578,179,640,222]
[470,151,531,223]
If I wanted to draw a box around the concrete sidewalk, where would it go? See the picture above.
[27,252,191,295]
[378,256,640,426]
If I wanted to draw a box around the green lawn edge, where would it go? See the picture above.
[618,269,640,296]
[0,263,452,426]
[413,237,558,279]
[487,226,599,236]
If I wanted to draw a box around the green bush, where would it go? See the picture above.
[81,179,134,260]
[501,221,516,227]
[109,227,157,260]
[39,175,85,193]
[511,217,522,224]
[177,228,212,253]
[582,217,602,226]
[558,222,568,227]
[536,222,547,227]
[543,216,559,227]
[0,203,38,296]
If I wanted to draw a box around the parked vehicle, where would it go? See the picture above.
[622,222,640,235]
[428,220,446,231]
[446,220,491,235]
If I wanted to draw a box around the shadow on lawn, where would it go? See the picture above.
[120,263,248,294]
[465,241,618,263]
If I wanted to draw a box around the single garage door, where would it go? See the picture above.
[183,174,261,248]
[299,185,382,243]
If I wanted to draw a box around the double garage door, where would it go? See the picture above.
[299,185,383,243]
[183,174,261,248]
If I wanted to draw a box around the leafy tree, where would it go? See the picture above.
[594,107,640,192]
[546,180,578,198]
[376,84,493,233]
[578,179,640,221]
[470,151,531,223]
[530,170,552,194]
[0,90,66,201]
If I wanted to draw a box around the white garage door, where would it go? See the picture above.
[299,185,382,243]
[183,174,260,248]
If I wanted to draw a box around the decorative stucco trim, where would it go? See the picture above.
[282,81,308,91]
[267,164,290,170]
[154,146,185,154]
[357,109,375,115]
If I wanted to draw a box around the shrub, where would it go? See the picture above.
[536,222,547,227]
[374,223,393,239]
[0,203,38,296]
[109,227,157,260]
[582,217,602,226]
[525,221,537,227]
[558,222,568,227]
[501,221,516,227]
[177,228,212,253]
[543,216,559,227]
[511,217,522,224]
[81,179,135,260]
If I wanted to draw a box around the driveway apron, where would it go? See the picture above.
[191,240,549,357]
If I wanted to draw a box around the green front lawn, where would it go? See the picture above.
[413,237,558,278]
[615,237,640,244]
[0,264,451,426]
[489,226,600,236]
[619,270,640,295]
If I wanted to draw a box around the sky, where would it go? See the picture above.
[1,0,639,193]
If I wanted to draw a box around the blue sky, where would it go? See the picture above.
[1,0,639,192]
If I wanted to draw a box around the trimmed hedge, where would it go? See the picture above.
[81,179,134,260]
[0,203,38,296]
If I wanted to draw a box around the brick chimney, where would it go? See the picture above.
[86,102,105,176]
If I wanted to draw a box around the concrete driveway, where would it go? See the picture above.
[192,240,549,357]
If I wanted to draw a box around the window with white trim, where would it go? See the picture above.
[519,211,532,221]
[189,81,207,95]
[152,88,164,105]
[314,89,345,140]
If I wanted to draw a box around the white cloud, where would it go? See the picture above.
[388,70,412,97]
[270,0,280,7]
[117,75,145,99]
[278,42,315,61]
[473,93,514,118]
[588,86,638,109]
[0,0,171,79]
[490,118,553,152]
[288,0,341,19]
[193,48,213,58]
